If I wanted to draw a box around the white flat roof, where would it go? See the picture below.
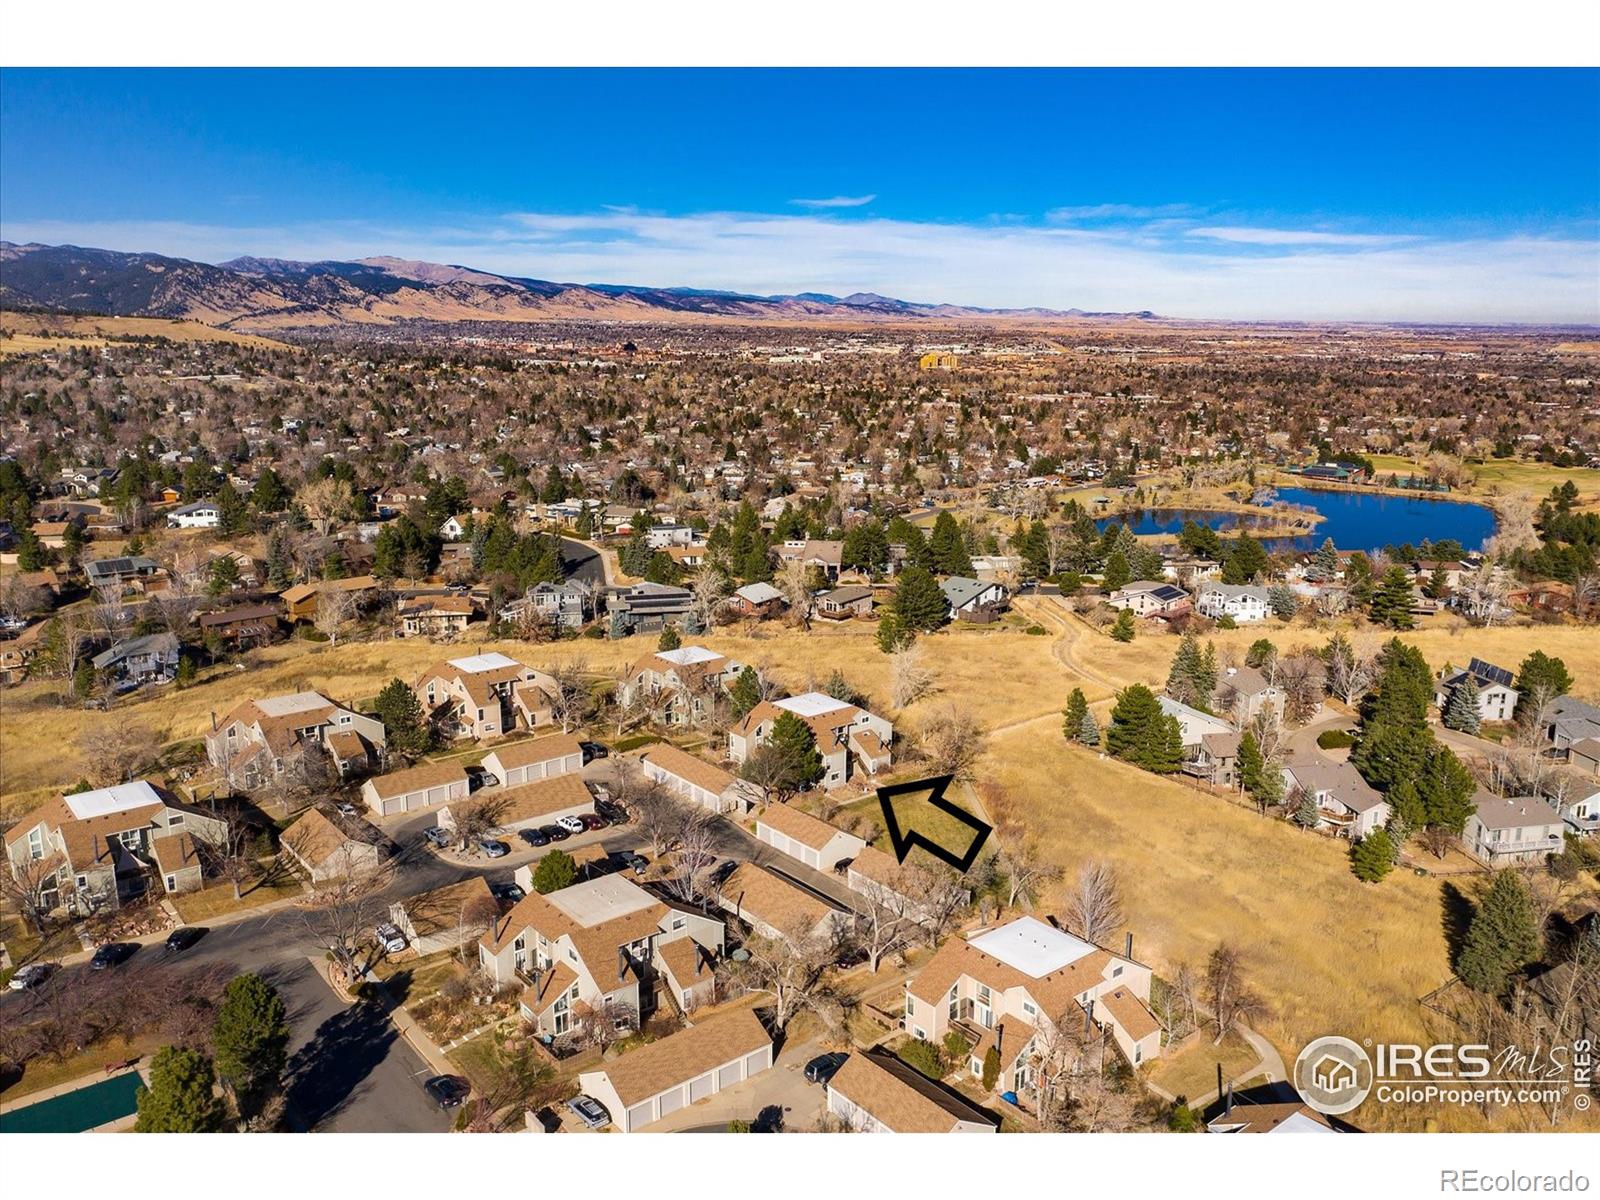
[447,651,521,674]
[968,916,1096,977]
[254,691,333,717]
[655,645,723,667]
[63,780,163,821]
[774,692,851,719]
[544,874,658,928]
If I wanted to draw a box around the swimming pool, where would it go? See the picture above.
[0,1070,144,1133]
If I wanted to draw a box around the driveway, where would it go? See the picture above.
[271,958,453,1132]
[647,1033,825,1132]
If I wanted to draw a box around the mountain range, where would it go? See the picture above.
[0,241,1155,333]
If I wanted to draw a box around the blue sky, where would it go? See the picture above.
[2,69,1597,322]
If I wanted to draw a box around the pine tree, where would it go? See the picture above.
[1369,565,1416,630]
[981,1046,1001,1091]
[1077,708,1100,747]
[657,625,682,651]
[765,711,824,791]
[893,566,949,632]
[175,656,197,688]
[1165,635,1202,705]
[1294,790,1320,829]
[1221,533,1268,585]
[1309,538,1340,582]
[1106,685,1181,772]
[1456,870,1542,994]
[1236,730,1264,796]
[1063,688,1090,741]
[532,849,578,894]
[929,511,973,576]
[1441,678,1482,733]
[1266,584,1299,620]
[730,666,762,719]
[1110,608,1136,642]
[875,610,909,654]
[135,1046,222,1132]
[1351,829,1395,882]
[73,657,95,701]
[1514,651,1573,722]
[212,974,289,1116]
[1102,550,1131,592]
[374,677,429,756]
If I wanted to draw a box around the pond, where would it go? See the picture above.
[1098,486,1497,553]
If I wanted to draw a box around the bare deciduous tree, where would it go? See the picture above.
[1205,942,1265,1045]
[294,843,395,987]
[690,564,729,630]
[78,721,162,787]
[917,707,987,784]
[1064,860,1125,946]
[716,919,849,1032]
[544,658,591,734]
[313,585,354,646]
[297,476,355,537]
[889,641,935,709]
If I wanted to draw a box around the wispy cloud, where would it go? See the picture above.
[1047,203,1194,222]
[1187,225,1416,247]
[789,194,876,209]
[3,209,1595,324]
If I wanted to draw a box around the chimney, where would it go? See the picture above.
[994,1023,1003,1059]
[1225,1080,1234,1116]
[1124,932,1133,960]
[1217,1063,1224,1106]
[210,709,217,732]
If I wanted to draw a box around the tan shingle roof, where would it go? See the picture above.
[757,803,852,852]
[486,734,583,771]
[365,760,469,800]
[593,1008,770,1108]
[719,863,834,935]
[828,1049,997,1132]
[908,932,1116,1018]
[638,743,735,796]
[482,773,592,826]
[282,808,360,868]
[1098,986,1160,1043]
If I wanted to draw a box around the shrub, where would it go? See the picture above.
[1024,624,1048,636]
[896,1038,945,1080]
[1316,728,1356,750]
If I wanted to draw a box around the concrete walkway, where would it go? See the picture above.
[1144,1021,1286,1108]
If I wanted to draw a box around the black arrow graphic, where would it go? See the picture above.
[877,774,992,872]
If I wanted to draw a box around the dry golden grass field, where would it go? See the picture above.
[1366,453,1600,507]
[0,311,289,356]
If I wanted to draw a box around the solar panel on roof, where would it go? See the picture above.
[1468,658,1513,688]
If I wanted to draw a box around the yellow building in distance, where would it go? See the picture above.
[918,351,960,370]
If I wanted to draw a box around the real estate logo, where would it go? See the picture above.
[1294,1036,1375,1115]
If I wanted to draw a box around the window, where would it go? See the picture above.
[168,815,183,826]
[165,875,176,890]
[1112,965,1123,977]
[27,827,43,859]
[672,917,685,930]
[976,983,991,1004]
[119,829,142,848]
[1021,1000,1036,1017]
[683,990,694,1007]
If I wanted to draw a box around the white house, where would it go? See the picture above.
[166,499,221,529]
[1434,658,1519,724]
[1194,583,1270,623]
[1464,789,1565,866]
[1280,757,1391,839]
[1107,581,1190,616]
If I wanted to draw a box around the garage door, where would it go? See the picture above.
[626,1101,652,1131]
[657,1086,684,1117]
[689,1072,714,1103]
[743,1050,768,1077]
[718,1062,741,1088]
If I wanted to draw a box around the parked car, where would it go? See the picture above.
[8,963,53,991]
[478,837,509,858]
[539,823,570,842]
[518,827,551,848]
[489,881,524,903]
[375,922,407,954]
[619,852,648,875]
[567,1094,611,1129]
[164,927,206,955]
[556,815,586,835]
[578,812,608,832]
[422,826,450,848]
[579,741,609,764]
[465,765,492,790]
[709,859,739,887]
[804,1051,849,1085]
[89,943,137,970]
[423,1074,471,1110]
[335,802,359,819]
[595,801,628,824]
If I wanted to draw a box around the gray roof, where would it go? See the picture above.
[1283,757,1387,813]
[1471,788,1562,831]
[939,576,1000,609]
[91,631,179,668]
[734,582,783,605]
[84,555,158,580]
[1197,582,1269,600]
[1216,664,1276,698]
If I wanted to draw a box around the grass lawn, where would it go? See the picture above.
[1146,1030,1259,1102]
[834,785,989,868]
[0,1032,165,1104]
[169,873,304,923]
[1366,453,1600,506]
[373,950,468,1004]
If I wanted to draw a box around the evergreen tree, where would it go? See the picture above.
[1344,552,1375,607]
[265,525,294,590]
[1415,745,1478,833]
[1165,634,1202,706]
[207,554,241,596]
[764,711,824,790]
[1221,533,1268,584]
[1351,829,1395,882]
[1244,638,1277,669]
[1076,708,1100,747]
[730,666,763,719]
[1308,538,1340,582]
[981,1046,1001,1091]
[531,849,578,894]
[1266,584,1299,620]
[657,625,682,652]
[1106,684,1182,772]
[893,566,949,632]
[1063,688,1090,741]
[175,656,197,688]
[875,610,909,654]
[212,973,289,1115]
[1369,565,1416,629]
[1294,790,1320,828]
[929,511,973,576]
[250,467,289,513]
[15,526,45,571]
[73,657,95,701]
[1441,678,1482,734]
[135,1046,222,1132]
[374,677,429,755]
[1236,730,1264,796]
[1514,651,1573,721]
[1253,757,1285,810]
[1109,608,1136,642]
[1102,550,1131,592]
[1456,870,1542,994]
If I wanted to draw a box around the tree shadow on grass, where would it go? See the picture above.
[1440,880,1476,970]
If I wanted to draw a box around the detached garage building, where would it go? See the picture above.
[361,761,470,817]
[481,734,584,788]
[577,1007,773,1132]
[755,804,866,872]
[440,772,594,837]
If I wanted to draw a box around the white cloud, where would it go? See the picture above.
[789,194,876,209]
[1047,203,1194,222]
[3,209,1595,324]
[1187,225,1416,247]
